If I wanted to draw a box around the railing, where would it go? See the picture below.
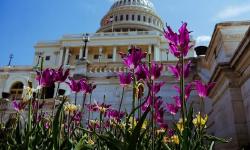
[86,61,179,74]
[62,31,161,40]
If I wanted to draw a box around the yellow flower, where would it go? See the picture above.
[192,112,208,127]
[156,128,166,135]
[128,117,137,128]
[64,102,79,114]
[171,135,179,145]
[142,120,148,129]
[163,135,179,145]
[176,118,184,133]
[22,86,36,101]
[87,139,95,145]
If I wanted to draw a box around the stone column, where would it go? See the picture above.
[58,48,64,66]
[99,47,103,62]
[64,47,69,65]
[154,45,160,61]
[113,47,117,62]
[79,47,83,59]
[148,45,152,54]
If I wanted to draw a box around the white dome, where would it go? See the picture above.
[110,0,155,10]
[97,0,164,33]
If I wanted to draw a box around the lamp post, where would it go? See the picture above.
[166,49,169,61]
[80,33,90,60]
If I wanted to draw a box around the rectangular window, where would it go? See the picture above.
[107,54,113,59]
[137,15,141,21]
[143,16,146,22]
[94,54,99,59]
[126,14,129,20]
[132,15,135,20]
[120,15,123,21]
[45,56,50,61]
[115,16,118,21]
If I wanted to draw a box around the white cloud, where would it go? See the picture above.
[196,35,211,46]
[216,4,250,19]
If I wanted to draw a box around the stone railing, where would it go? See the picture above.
[62,31,161,40]
[86,60,181,74]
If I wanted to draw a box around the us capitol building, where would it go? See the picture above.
[1,0,250,149]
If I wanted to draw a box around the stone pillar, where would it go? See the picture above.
[79,47,83,59]
[58,48,64,66]
[99,47,103,62]
[148,45,152,54]
[154,45,160,61]
[64,47,69,65]
[113,47,117,62]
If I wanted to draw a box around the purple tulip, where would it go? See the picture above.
[66,77,82,93]
[194,80,215,98]
[80,80,96,94]
[166,103,179,115]
[36,68,56,87]
[72,111,82,124]
[54,66,70,83]
[168,61,191,79]
[13,100,27,112]
[120,47,147,70]
[164,22,192,58]
[155,108,165,124]
[135,64,149,81]
[173,83,193,100]
[118,72,132,87]
[152,82,165,94]
[86,103,98,112]
[149,62,163,80]
[106,109,125,121]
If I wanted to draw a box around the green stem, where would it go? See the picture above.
[52,83,60,116]
[87,94,92,127]
[118,87,125,114]
[132,69,136,129]
[180,56,186,122]
[74,93,77,105]
[27,98,32,149]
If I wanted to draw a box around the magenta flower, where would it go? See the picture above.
[106,109,125,121]
[155,108,165,124]
[13,100,27,112]
[152,82,165,94]
[118,72,132,87]
[86,103,98,112]
[72,111,82,124]
[36,68,56,87]
[135,64,149,81]
[149,62,163,80]
[166,103,179,115]
[120,47,147,69]
[164,22,192,58]
[173,83,193,100]
[80,80,96,94]
[54,66,70,83]
[194,80,215,98]
[172,96,181,108]
[66,77,82,93]
[168,61,191,79]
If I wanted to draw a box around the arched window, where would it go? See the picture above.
[10,82,24,100]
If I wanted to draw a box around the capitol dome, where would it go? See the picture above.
[97,0,164,33]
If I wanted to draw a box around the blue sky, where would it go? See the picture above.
[0,0,250,67]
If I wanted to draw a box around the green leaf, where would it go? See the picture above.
[209,141,215,150]
[52,97,66,150]
[204,134,231,143]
